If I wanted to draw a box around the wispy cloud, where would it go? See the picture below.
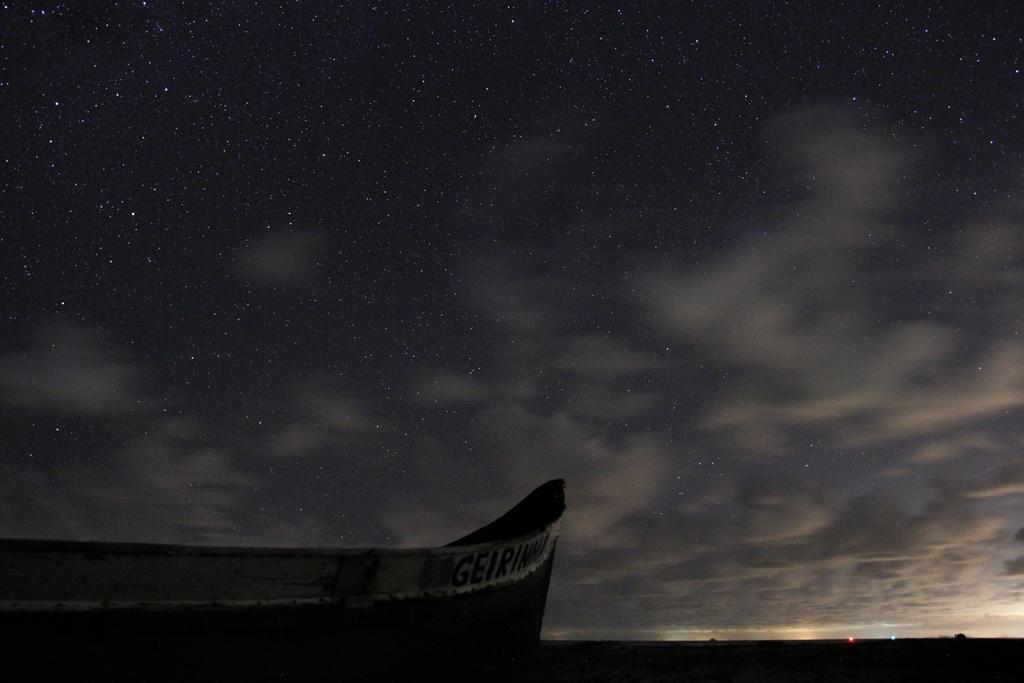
[267,377,384,458]
[0,323,146,415]
[635,107,1024,455]
[0,416,257,544]
[237,229,323,284]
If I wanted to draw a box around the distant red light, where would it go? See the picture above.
[847,637,855,643]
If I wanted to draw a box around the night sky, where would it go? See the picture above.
[3,2,1024,639]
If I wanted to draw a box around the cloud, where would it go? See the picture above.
[86,418,258,537]
[0,325,267,543]
[266,377,383,457]
[634,108,1024,454]
[542,473,1012,634]
[379,108,1024,637]
[237,229,323,284]
[7,104,1012,639]
[472,404,671,546]
[451,259,667,413]
[551,334,664,379]
[464,260,562,336]
[564,380,657,421]
[0,323,145,415]
[457,123,589,235]
[528,107,1024,635]
[964,463,1024,499]
[0,416,258,544]
[411,367,535,406]
[1003,556,1024,576]
[383,403,670,549]
[0,464,91,540]
[907,432,1003,464]
[730,474,836,544]
[768,106,909,213]
[701,339,1024,449]
[388,244,676,551]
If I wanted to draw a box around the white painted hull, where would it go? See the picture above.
[0,480,565,680]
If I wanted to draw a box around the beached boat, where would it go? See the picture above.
[0,479,564,680]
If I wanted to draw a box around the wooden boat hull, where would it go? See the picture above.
[2,555,555,680]
[0,480,565,680]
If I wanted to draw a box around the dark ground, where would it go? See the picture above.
[524,639,1023,682]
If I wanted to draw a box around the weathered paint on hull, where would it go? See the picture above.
[2,553,555,680]
[0,480,564,680]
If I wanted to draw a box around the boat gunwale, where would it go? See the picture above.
[0,479,565,559]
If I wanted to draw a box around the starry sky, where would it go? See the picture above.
[3,1,1024,639]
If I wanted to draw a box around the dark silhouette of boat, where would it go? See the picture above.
[0,479,565,680]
